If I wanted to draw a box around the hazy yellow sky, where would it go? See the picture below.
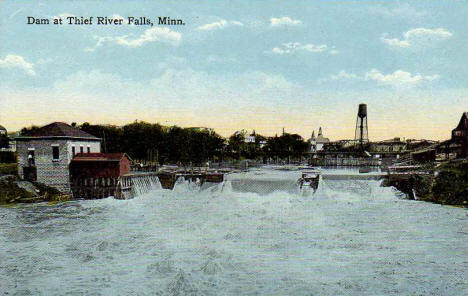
[1,1,467,141]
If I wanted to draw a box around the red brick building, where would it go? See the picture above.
[70,153,131,178]
[69,153,132,198]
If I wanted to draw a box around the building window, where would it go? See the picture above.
[72,146,76,156]
[28,150,35,166]
[52,146,59,160]
[80,146,84,153]
[87,146,91,153]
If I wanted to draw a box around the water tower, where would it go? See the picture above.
[354,103,369,147]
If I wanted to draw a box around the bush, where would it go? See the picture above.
[432,162,468,205]
[0,163,17,176]
[0,177,34,204]
[411,175,433,198]
[0,151,16,163]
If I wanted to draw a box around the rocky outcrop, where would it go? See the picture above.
[0,175,70,204]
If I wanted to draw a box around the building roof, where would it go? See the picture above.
[374,139,406,145]
[316,135,330,144]
[71,153,130,162]
[16,122,100,140]
[453,112,468,132]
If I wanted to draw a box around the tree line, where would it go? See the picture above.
[20,121,311,165]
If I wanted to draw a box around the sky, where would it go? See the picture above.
[0,0,467,141]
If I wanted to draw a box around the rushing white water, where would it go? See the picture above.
[0,168,467,295]
[132,175,162,196]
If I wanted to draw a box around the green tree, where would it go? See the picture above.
[264,133,310,162]
[0,134,9,149]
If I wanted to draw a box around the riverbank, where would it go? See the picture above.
[382,161,468,206]
[0,175,71,204]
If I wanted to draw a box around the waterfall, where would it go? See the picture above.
[207,180,233,194]
[131,175,162,197]
[172,177,191,193]
[412,188,418,200]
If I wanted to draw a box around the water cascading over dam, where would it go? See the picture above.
[1,168,466,295]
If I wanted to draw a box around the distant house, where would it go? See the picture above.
[244,130,256,143]
[310,127,330,152]
[371,138,407,153]
[187,127,214,133]
[451,112,468,158]
[309,131,316,152]
[0,125,8,150]
[411,149,436,163]
[0,125,6,136]
[15,122,101,193]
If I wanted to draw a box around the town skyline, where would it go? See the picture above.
[1,0,467,140]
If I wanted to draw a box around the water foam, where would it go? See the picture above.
[1,168,466,295]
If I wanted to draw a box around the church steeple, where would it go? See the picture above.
[318,127,323,137]
[311,131,315,139]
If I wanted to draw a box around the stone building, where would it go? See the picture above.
[15,122,101,193]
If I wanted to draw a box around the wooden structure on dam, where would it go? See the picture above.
[69,152,225,199]
[70,153,132,199]
[70,163,224,199]
[117,170,224,199]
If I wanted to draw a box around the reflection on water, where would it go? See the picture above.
[0,168,467,295]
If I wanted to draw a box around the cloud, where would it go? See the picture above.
[326,69,440,88]
[330,70,360,81]
[85,27,181,51]
[48,68,295,111]
[368,3,427,19]
[206,55,237,64]
[197,19,243,31]
[365,69,439,87]
[270,42,337,55]
[229,21,243,27]
[270,16,301,27]
[0,54,35,76]
[53,70,145,97]
[381,28,453,49]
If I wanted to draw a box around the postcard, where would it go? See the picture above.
[0,1,467,295]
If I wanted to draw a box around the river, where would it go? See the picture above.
[0,168,467,295]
